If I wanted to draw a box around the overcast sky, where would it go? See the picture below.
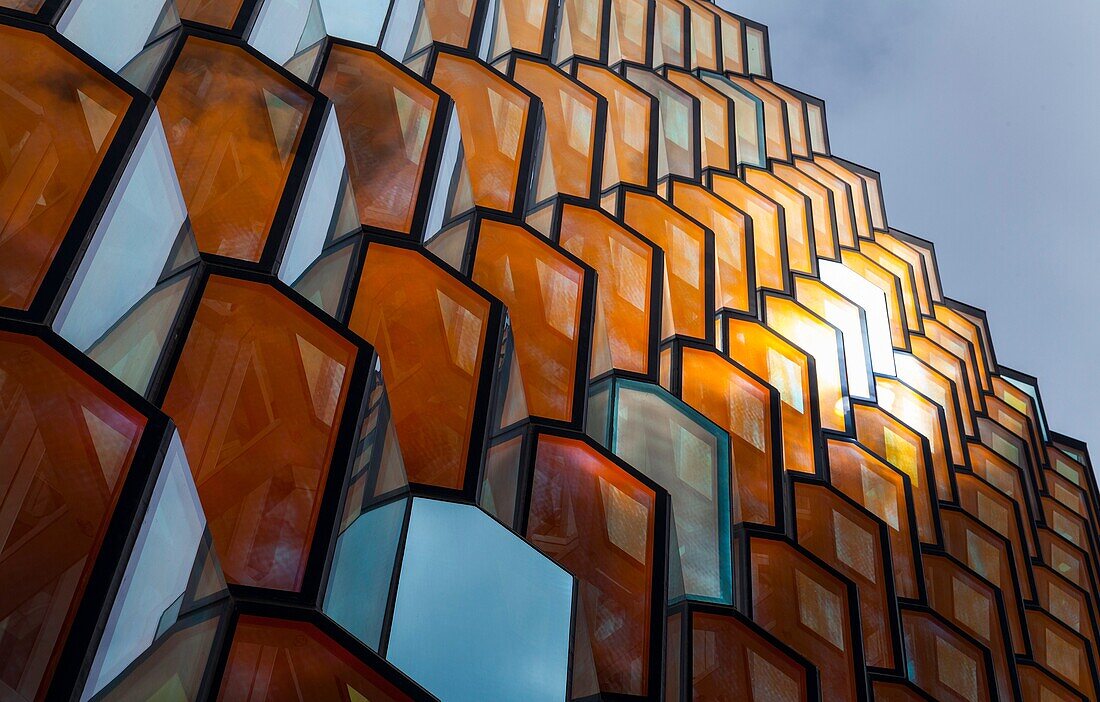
[720,0,1100,457]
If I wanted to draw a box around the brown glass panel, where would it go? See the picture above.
[670,181,750,312]
[575,63,652,189]
[558,204,654,377]
[159,37,313,261]
[99,614,220,701]
[221,616,415,701]
[319,46,439,234]
[0,26,131,310]
[1034,565,1100,659]
[709,173,786,291]
[431,53,530,214]
[472,220,585,423]
[827,439,920,599]
[690,610,812,701]
[794,482,895,668]
[177,0,245,28]
[923,554,1015,702]
[163,276,355,590]
[621,190,708,340]
[749,537,859,702]
[0,332,146,701]
[986,395,1042,482]
[1027,609,1097,699]
[528,434,656,697]
[678,345,776,526]
[349,245,490,489]
[1019,662,1088,702]
[724,316,815,474]
[956,473,1034,601]
[853,404,937,544]
[901,609,994,702]
[513,59,598,201]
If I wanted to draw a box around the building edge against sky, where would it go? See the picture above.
[0,0,1098,701]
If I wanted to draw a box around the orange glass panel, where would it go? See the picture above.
[956,473,1034,601]
[793,276,873,400]
[349,245,491,489]
[763,294,847,432]
[159,37,313,261]
[472,220,585,422]
[941,509,1027,655]
[1034,565,1099,653]
[827,439,919,599]
[910,335,975,436]
[1027,609,1097,699]
[793,157,857,248]
[575,63,652,189]
[968,441,1036,554]
[431,53,530,213]
[670,182,750,312]
[709,173,785,291]
[0,26,131,310]
[683,0,719,71]
[653,0,686,68]
[874,375,954,502]
[665,69,730,171]
[0,332,145,701]
[176,0,244,28]
[621,190,708,340]
[319,46,439,234]
[513,59,598,201]
[555,0,603,62]
[0,0,44,9]
[724,316,815,473]
[408,0,478,52]
[221,617,416,701]
[163,276,355,591]
[718,14,743,74]
[689,610,812,701]
[490,0,550,58]
[609,0,649,65]
[892,352,965,471]
[749,538,858,702]
[814,155,873,240]
[839,250,907,348]
[678,345,776,526]
[558,204,653,377]
[724,74,788,161]
[794,482,894,669]
[755,79,809,158]
[901,609,994,702]
[852,404,937,544]
[858,241,922,331]
[742,168,814,274]
[923,554,1015,702]
[772,161,838,259]
[1039,527,1097,595]
[922,317,982,415]
[877,231,932,316]
[528,434,656,697]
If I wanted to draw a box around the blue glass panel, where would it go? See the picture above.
[387,498,573,702]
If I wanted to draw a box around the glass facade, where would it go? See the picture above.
[0,1,1096,701]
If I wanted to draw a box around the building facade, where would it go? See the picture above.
[0,0,1096,700]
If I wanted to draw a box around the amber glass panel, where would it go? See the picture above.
[0,332,145,701]
[749,538,858,702]
[763,295,847,432]
[159,37,312,261]
[558,204,653,377]
[0,0,44,9]
[221,617,415,701]
[852,404,937,543]
[653,0,685,68]
[349,245,490,489]
[670,182,750,312]
[513,59,598,201]
[431,53,530,213]
[771,162,838,259]
[794,482,894,668]
[555,0,603,62]
[922,318,981,415]
[724,75,788,161]
[0,26,131,310]
[874,375,954,502]
[1027,610,1096,700]
[690,611,811,701]
[665,69,730,171]
[708,173,785,291]
[840,250,907,348]
[163,276,354,590]
[814,155,873,240]
[935,305,992,390]
[528,435,656,697]
[901,609,993,702]
[872,681,928,701]
[678,346,775,526]
[755,79,809,158]
[826,439,919,599]
[683,0,719,71]
[957,473,1034,601]
[621,190,708,340]
[719,15,743,74]
[177,0,244,28]
[575,63,652,189]
[910,335,975,436]
[1039,528,1097,595]
[1034,565,1099,652]
[319,46,438,234]
[793,277,872,400]
[1019,663,1086,702]
[877,232,932,316]
[472,220,584,422]
[491,0,550,58]
[724,316,815,474]
[923,554,1015,702]
[892,352,965,473]
[940,510,1027,655]
[742,168,815,274]
[609,0,649,65]
[969,441,1035,553]
[793,157,857,248]
[97,613,220,701]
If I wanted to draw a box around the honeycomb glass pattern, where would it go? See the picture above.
[0,2,1098,701]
